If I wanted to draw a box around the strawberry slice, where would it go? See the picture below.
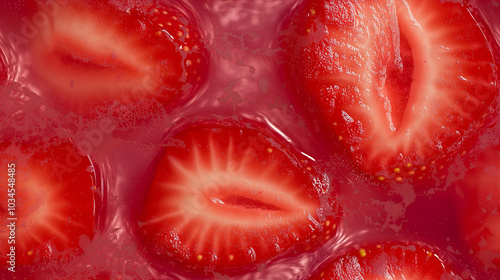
[310,242,462,279]
[456,144,500,270]
[0,140,97,267]
[138,121,340,275]
[30,0,207,114]
[286,0,499,183]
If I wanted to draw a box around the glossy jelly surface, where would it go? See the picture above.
[0,0,500,279]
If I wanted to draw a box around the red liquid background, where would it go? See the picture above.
[0,0,499,279]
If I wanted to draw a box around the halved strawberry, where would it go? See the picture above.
[30,0,207,114]
[138,121,340,275]
[310,242,462,279]
[0,140,97,267]
[456,143,500,270]
[286,0,499,183]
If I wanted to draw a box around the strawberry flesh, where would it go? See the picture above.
[30,0,207,113]
[457,144,500,270]
[287,0,499,183]
[0,140,96,266]
[138,121,340,274]
[310,242,462,279]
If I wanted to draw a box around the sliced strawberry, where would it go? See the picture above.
[30,0,207,114]
[310,242,462,279]
[456,144,500,270]
[287,0,499,183]
[0,140,97,266]
[138,121,340,275]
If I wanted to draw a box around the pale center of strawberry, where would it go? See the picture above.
[218,194,283,211]
[385,31,414,130]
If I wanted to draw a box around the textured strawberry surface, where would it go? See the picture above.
[0,0,499,279]
[30,0,207,114]
[138,122,340,275]
[0,140,96,267]
[309,242,461,279]
[286,0,499,183]
[457,143,500,271]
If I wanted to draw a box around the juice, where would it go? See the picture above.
[0,0,499,279]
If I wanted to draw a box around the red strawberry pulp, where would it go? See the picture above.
[25,0,207,116]
[138,121,340,275]
[0,139,97,272]
[285,0,499,184]
[0,0,499,279]
[455,142,500,271]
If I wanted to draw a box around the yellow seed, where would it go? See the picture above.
[338,136,343,141]
[394,167,400,173]
[155,31,162,36]
[376,245,382,249]
[167,22,172,26]
[163,11,168,15]
[320,272,325,278]
[431,160,436,165]
[306,28,311,34]
[408,171,415,176]
[418,176,423,180]
[172,16,178,20]
[332,224,337,229]
[406,163,412,168]
[325,230,331,235]
[158,23,164,28]
[177,31,183,37]
[306,166,312,171]
[229,255,234,261]
[427,251,433,257]
[154,9,159,13]
[420,166,427,171]
[325,235,331,240]
[395,177,403,182]
[196,58,201,63]
[310,9,316,15]
[267,148,273,154]
[326,220,331,227]
[312,235,317,239]
[28,251,33,256]
[183,46,190,52]
[333,122,338,126]
[186,60,192,66]
[439,165,444,170]
[378,176,385,181]
[197,255,203,261]
[359,249,367,258]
